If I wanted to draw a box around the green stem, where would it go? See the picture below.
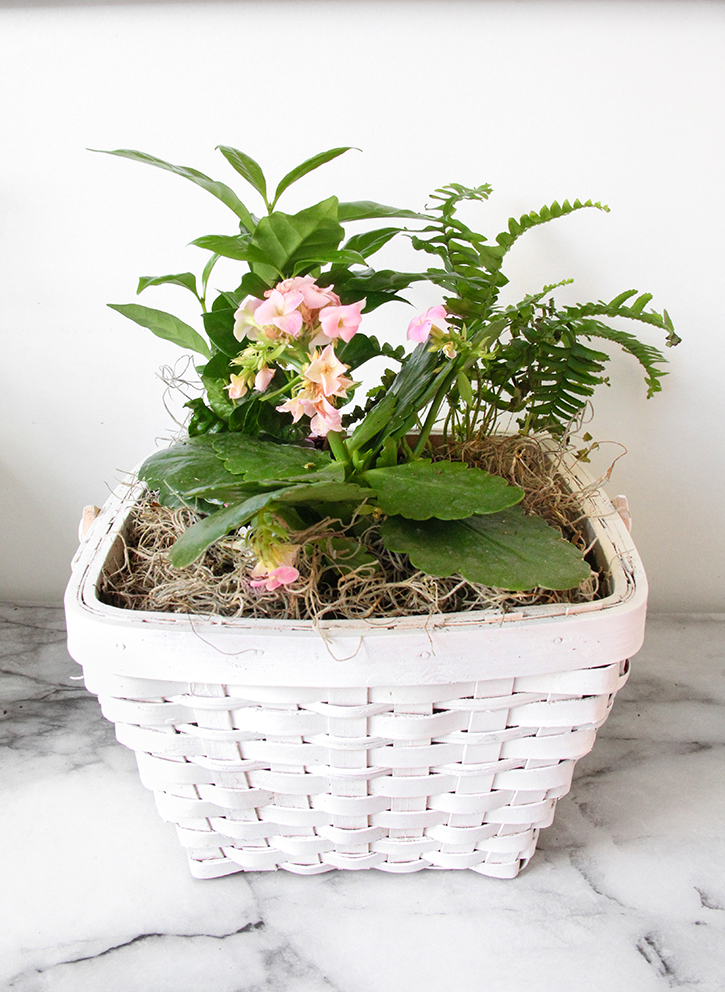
[327,430,350,467]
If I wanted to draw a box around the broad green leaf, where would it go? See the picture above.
[250,197,344,274]
[170,490,289,568]
[343,227,402,258]
[364,461,523,519]
[272,147,356,207]
[185,397,227,437]
[212,435,337,481]
[335,332,404,371]
[191,234,275,268]
[202,306,240,357]
[108,303,210,358]
[338,201,429,222]
[137,272,199,299]
[277,481,374,504]
[217,145,267,201]
[380,508,592,591]
[200,351,233,379]
[202,375,236,421]
[138,438,262,504]
[90,148,256,233]
[290,248,367,276]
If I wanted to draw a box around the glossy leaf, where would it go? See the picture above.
[276,481,374,504]
[338,201,429,222]
[169,490,290,567]
[191,234,274,268]
[380,508,592,591]
[202,306,240,357]
[250,198,344,275]
[363,461,523,520]
[137,272,199,299]
[343,227,403,258]
[212,435,337,481]
[138,438,260,504]
[217,145,267,201]
[272,147,355,207]
[108,303,210,358]
[90,147,256,233]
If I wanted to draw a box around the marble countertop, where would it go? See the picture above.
[1,605,723,992]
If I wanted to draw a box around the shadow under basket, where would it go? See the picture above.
[64,453,646,879]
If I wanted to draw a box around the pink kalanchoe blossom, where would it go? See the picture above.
[249,564,300,591]
[273,276,340,312]
[226,373,249,400]
[276,393,317,423]
[318,301,365,343]
[254,366,275,393]
[254,289,304,337]
[233,296,264,342]
[304,345,352,397]
[309,396,343,437]
[407,305,448,343]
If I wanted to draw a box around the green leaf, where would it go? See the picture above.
[227,395,309,442]
[202,375,236,421]
[250,197,344,275]
[380,507,592,591]
[185,397,227,437]
[89,147,256,233]
[335,332,404,371]
[138,438,260,504]
[272,146,356,208]
[338,201,428,222]
[108,303,210,358]
[169,490,289,568]
[211,435,337,481]
[202,306,240,357]
[137,272,199,299]
[200,351,233,379]
[191,234,275,268]
[216,145,267,202]
[364,461,523,520]
[343,227,402,258]
[277,481,374,504]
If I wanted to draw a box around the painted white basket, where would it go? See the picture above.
[64,453,646,879]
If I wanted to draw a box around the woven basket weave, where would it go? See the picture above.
[65,453,646,879]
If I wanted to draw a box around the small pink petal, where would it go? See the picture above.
[254,366,275,392]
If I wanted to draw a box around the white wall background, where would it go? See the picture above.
[1,0,723,610]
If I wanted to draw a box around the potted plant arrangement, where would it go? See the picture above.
[65,145,677,878]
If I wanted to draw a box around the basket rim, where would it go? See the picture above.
[64,447,648,686]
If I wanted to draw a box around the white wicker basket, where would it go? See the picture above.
[64,453,646,879]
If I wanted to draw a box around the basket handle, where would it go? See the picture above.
[611,495,632,533]
[78,505,101,542]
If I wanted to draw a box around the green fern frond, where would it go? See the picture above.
[570,319,669,398]
[495,198,610,253]
[566,293,681,347]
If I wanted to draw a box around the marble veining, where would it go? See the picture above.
[1,604,724,991]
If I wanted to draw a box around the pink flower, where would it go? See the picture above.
[309,396,343,437]
[254,366,275,392]
[273,276,340,312]
[318,301,365,343]
[226,373,249,400]
[276,394,317,423]
[254,289,304,337]
[304,345,351,397]
[233,296,264,342]
[249,564,300,591]
[407,305,447,343]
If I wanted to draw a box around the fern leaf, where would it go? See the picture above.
[573,320,669,398]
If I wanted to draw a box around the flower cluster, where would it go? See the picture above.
[228,276,363,437]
